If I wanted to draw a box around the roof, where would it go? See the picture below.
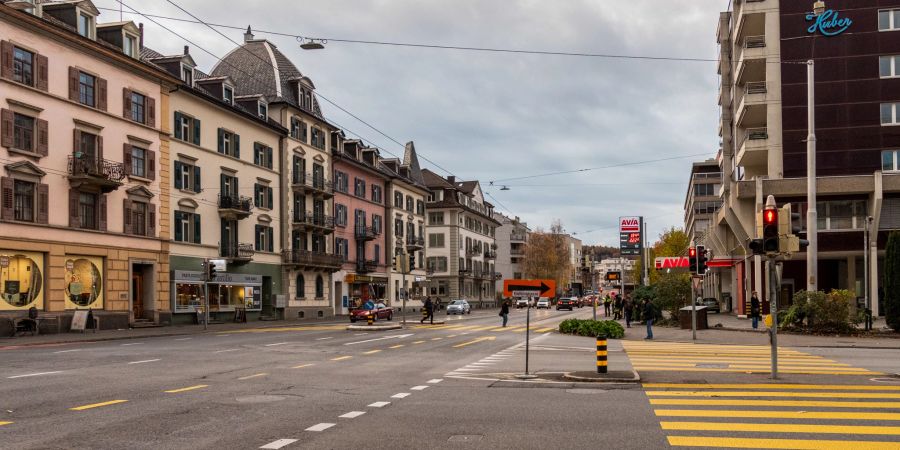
[456,181,478,194]
[422,169,453,189]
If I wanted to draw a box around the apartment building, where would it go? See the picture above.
[684,159,723,239]
[0,0,180,329]
[332,140,389,314]
[492,212,529,289]
[382,142,428,310]
[563,234,583,296]
[595,257,636,296]
[710,0,900,316]
[210,28,342,319]
[423,169,499,307]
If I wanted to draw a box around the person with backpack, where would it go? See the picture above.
[499,300,510,327]
[421,297,434,324]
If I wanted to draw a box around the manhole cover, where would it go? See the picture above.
[566,389,609,394]
[696,364,729,369]
[448,435,483,442]
[235,395,287,403]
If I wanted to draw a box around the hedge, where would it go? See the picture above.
[558,319,625,339]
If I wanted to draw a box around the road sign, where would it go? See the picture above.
[503,279,555,298]
[619,216,642,256]
[605,271,621,281]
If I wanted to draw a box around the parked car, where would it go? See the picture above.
[536,298,550,309]
[446,299,471,315]
[697,297,721,313]
[515,298,530,309]
[557,297,578,311]
[349,302,393,322]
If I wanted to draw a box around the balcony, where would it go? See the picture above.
[483,250,497,259]
[405,236,425,250]
[736,86,767,128]
[220,243,254,263]
[293,211,335,234]
[458,267,472,276]
[736,127,769,169]
[465,248,480,257]
[510,232,527,243]
[356,259,378,273]
[292,173,333,199]
[510,248,526,257]
[355,225,377,241]
[67,155,125,193]
[218,193,253,220]
[282,249,342,271]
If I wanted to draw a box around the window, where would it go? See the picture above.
[78,72,95,107]
[694,183,716,196]
[880,9,900,31]
[13,180,34,222]
[218,128,240,157]
[335,204,348,226]
[77,13,93,38]
[130,147,146,178]
[426,257,448,272]
[372,215,382,235]
[124,35,136,58]
[882,150,900,171]
[254,183,274,209]
[78,131,97,158]
[132,201,147,236]
[694,201,721,215]
[182,66,193,85]
[12,47,34,86]
[394,219,403,237]
[373,244,381,264]
[429,212,444,225]
[336,238,349,260]
[394,191,403,207]
[798,200,868,231]
[371,185,382,203]
[12,113,34,151]
[174,161,201,193]
[416,200,424,215]
[79,192,97,230]
[131,92,145,124]
[881,56,900,78]
[173,210,201,243]
[254,143,273,169]
[334,171,349,193]
[174,112,201,146]
[223,85,234,104]
[258,102,267,119]
[296,274,305,299]
[354,178,366,197]
[315,275,324,298]
[428,233,445,248]
[311,127,325,150]
[290,117,305,140]
[406,196,414,212]
[255,224,274,252]
[883,103,900,125]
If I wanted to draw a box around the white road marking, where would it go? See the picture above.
[427,379,443,384]
[305,423,336,432]
[391,393,411,399]
[53,349,82,354]
[469,362,494,366]
[316,337,333,341]
[344,334,413,346]
[120,343,143,346]
[213,348,240,353]
[218,334,231,337]
[264,342,289,347]
[174,338,193,341]
[354,333,369,336]
[368,401,390,408]
[410,385,429,391]
[449,368,482,372]
[128,359,161,364]
[260,439,298,449]
[7,371,63,379]
[339,411,366,419]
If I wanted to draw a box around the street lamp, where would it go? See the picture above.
[806,1,825,293]
[813,1,826,16]
[298,37,326,50]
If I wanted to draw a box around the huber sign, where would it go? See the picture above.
[806,9,852,36]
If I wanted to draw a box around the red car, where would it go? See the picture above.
[350,302,393,322]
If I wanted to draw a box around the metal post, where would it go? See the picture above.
[641,218,649,286]
[806,59,818,294]
[525,305,530,374]
[401,267,407,326]
[769,257,779,379]
[691,280,697,341]
[203,280,209,331]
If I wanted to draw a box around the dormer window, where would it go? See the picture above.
[124,34,137,58]
[223,85,234,104]
[77,12,94,39]
[258,101,267,119]
[181,65,193,86]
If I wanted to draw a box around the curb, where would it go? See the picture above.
[346,324,402,331]
[563,370,641,383]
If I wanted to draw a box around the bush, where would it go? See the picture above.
[558,319,625,339]
[780,289,857,334]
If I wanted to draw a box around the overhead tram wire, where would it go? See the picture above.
[489,152,712,184]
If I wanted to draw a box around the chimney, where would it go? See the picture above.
[447,176,456,184]
[138,23,144,50]
[244,25,254,42]
[183,45,189,55]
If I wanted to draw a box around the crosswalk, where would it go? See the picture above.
[622,340,880,376]
[411,324,556,333]
[644,382,900,449]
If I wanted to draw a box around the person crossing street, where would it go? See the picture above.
[499,300,510,327]
[421,296,434,324]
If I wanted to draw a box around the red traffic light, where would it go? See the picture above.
[689,247,697,257]
[764,209,777,225]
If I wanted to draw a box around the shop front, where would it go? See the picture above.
[345,273,388,310]
[172,270,262,323]
[0,250,45,312]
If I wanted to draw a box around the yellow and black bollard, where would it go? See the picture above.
[596,333,608,374]
[367,314,374,326]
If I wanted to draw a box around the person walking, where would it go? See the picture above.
[421,296,433,324]
[750,291,761,329]
[614,296,623,320]
[499,300,510,327]
[624,296,634,328]
[643,299,655,340]
[603,295,611,317]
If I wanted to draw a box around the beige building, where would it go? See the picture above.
[492,213,529,289]
[0,1,179,330]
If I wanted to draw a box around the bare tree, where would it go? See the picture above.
[523,220,571,295]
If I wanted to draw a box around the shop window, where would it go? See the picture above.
[174,282,202,312]
[296,274,305,299]
[0,252,44,310]
[315,275,324,298]
[64,256,103,309]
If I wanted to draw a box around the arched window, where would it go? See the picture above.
[315,275,324,298]
[296,274,305,299]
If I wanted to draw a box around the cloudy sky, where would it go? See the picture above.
[97,0,724,247]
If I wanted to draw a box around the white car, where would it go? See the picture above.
[536,298,550,309]
[446,300,471,315]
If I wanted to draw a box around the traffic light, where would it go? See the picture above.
[688,247,697,273]
[208,259,219,280]
[394,252,409,273]
[697,245,708,275]
[763,206,779,253]
[409,251,416,269]
[201,260,209,280]
[780,203,809,252]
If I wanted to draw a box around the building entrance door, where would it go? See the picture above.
[132,272,144,320]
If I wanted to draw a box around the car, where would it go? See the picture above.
[697,297,721,313]
[515,298,530,309]
[536,298,550,309]
[556,297,578,311]
[446,300,471,315]
[349,302,393,322]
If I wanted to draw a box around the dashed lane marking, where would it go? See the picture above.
[389,344,405,349]
[305,423,336,432]
[427,379,443,384]
[368,401,390,408]
[410,385,429,391]
[391,393,411,398]
[264,342,290,347]
[260,439,298,449]
[213,349,240,354]
[413,341,426,344]
[292,363,315,369]
[165,385,208,394]
[127,359,161,365]
[174,338,193,341]
[331,356,353,361]
[120,343,143,346]
[431,337,443,341]
[339,411,366,419]
[316,337,333,340]
[0,421,11,426]
[238,373,268,380]
[7,371,63,379]
[70,400,128,411]
[363,350,382,355]
[53,349,82,353]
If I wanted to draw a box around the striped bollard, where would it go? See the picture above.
[367,314,374,326]
[596,333,608,374]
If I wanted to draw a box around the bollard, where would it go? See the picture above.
[596,333,608,374]
[367,314,374,326]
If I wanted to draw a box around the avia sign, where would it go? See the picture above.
[806,9,852,36]
[619,217,641,233]
[655,257,689,270]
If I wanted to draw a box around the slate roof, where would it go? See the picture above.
[422,169,454,189]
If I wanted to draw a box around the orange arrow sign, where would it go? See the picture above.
[503,279,556,298]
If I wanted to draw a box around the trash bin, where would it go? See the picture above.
[679,306,708,330]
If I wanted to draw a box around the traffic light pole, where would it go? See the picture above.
[401,259,407,326]
[768,256,779,379]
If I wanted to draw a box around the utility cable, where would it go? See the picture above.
[490,152,712,184]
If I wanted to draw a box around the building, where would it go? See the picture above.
[492,213,529,288]
[684,159,723,240]
[563,234,583,296]
[423,169,499,307]
[382,141,428,311]
[0,1,183,330]
[331,139,390,314]
[140,43,290,324]
[710,0,900,317]
[210,28,342,319]
[595,257,636,296]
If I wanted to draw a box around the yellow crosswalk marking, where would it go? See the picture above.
[644,383,900,391]
[667,436,900,449]
[655,409,900,421]
[661,421,900,435]
[536,327,556,333]
[0,421,13,426]
[648,390,900,399]
[70,400,129,411]
[634,367,876,375]
[650,398,900,408]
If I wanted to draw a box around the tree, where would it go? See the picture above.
[885,231,900,331]
[632,227,691,286]
[523,220,571,295]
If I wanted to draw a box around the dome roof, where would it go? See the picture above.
[211,30,321,116]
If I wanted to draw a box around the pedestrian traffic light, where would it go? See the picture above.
[697,245,708,275]
[763,205,779,253]
[688,247,697,273]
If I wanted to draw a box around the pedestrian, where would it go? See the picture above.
[624,296,634,328]
[614,296,623,320]
[421,296,433,324]
[499,300,510,327]
[750,291,761,329]
[604,295,611,317]
[643,299,655,340]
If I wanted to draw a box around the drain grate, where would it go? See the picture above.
[448,435,484,442]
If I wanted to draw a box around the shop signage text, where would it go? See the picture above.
[174,270,261,285]
[806,9,852,36]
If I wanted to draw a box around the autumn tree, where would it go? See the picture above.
[523,220,571,296]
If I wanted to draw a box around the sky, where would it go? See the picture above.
[96,0,725,247]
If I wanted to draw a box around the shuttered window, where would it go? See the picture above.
[1,41,47,91]
[881,198,900,231]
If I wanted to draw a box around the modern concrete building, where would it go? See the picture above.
[0,0,180,330]
[492,213,529,290]
[710,0,900,316]
[684,159,723,240]
[423,169,499,307]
